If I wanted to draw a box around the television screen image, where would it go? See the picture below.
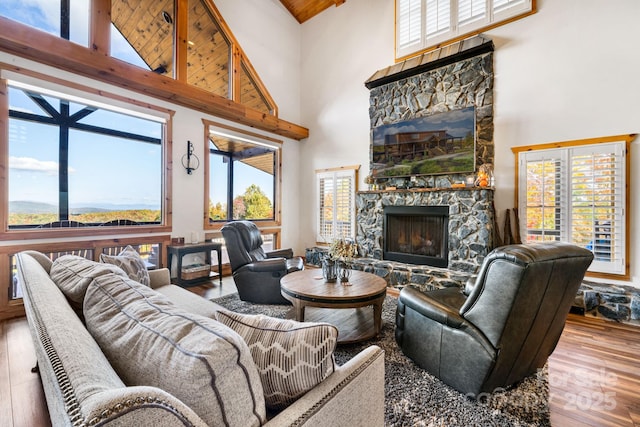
[371,107,476,178]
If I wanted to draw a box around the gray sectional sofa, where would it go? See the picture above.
[16,250,385,426]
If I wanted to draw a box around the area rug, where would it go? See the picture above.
[211,293,551,426]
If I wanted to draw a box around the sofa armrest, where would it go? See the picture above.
[265,345,385,427]
[81,386,209,427]
[149,268,171,289]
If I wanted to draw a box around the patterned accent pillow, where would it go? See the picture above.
[83,274,266,427]
[215,309,338,410]
[50,254,128,310]
[100,245,150,286]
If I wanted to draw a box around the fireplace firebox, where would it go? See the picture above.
[383,205,449,267]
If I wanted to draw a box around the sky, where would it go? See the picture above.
[2,1,270,210]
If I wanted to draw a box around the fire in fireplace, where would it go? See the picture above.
[383,205,449,267]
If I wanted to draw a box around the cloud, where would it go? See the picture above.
[9,156,75,174]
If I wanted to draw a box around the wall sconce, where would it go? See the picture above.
[182,141,199,175]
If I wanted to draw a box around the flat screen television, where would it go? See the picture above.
[370,106,476,178]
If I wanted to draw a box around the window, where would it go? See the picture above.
[316,166,359,243]
[0,0,89,46]
[205,122,281,226]
[0,0,276,117]
[2,71,171,236]
[514,135,633,278]
[395,0,535,59]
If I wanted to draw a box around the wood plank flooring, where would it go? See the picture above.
[1,279,638,426]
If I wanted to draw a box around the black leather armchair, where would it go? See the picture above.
[395,242,593,397]
[221,220,303,304]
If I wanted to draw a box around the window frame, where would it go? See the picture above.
[203,120,282,231]
[0,64,174,241]
[395,0,536,61]
[512,134,634,280]
[315,165,359,244]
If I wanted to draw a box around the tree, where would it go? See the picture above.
[242,184,273,219]
[209,200,226,220]
[233,196,246,219]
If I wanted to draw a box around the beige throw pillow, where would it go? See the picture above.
[100,245,150,286]
[50,254,127,309]
[215,309,338,410]
[83,274,266,427]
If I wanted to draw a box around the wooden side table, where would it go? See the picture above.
[167,242,223,287]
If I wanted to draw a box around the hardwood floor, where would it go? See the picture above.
[1,280,639,426]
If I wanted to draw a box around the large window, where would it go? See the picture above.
[316,166,358,243]
[206,123,280,227]
[514,135,632,278]
[396,0,535,59]
[2,71,171,236]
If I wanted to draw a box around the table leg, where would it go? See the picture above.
[373,296,384,334]
[291,299,306,322]
[216,248,222,286]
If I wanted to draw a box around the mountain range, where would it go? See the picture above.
[9,201,157,214]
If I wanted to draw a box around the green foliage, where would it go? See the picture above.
[242,184,273,219]
[209,201,226,220]
[209,184,273,221]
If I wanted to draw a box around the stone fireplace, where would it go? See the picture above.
[383,205,449,267]
[356,187,494,275]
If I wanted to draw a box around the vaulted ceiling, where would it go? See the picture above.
[279,0,346,23]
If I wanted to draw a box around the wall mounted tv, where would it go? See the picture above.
[370,106,476,178]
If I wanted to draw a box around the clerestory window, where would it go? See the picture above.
[513,135,633,279]
[396,0,535,59]
[0,0,276,116]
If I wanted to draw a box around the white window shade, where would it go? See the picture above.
[398,0,422,49]
[396,0,533,59]
[570,143,625,274]
[518,140,627,276]
[458,0,487,27]
[426,0,451,38]
[316,168,357,243]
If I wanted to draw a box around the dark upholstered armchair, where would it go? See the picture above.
[395,242,593,397]
[221,220,303,304]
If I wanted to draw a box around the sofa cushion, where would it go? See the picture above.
[100,245,150,286]
[50,254,127,309]
[215,309,338,410]
[83,275,267,427]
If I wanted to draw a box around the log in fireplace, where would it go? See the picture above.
[383,205,449,267]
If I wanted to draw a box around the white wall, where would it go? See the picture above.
[298,0,640,286]
[0,0,304,251]
[298,0,395,246]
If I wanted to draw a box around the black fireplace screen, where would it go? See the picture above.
[383,206,449,267]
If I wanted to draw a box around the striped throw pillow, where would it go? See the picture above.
[216,309,338,410]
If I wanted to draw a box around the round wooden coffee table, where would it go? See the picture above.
[280,269,387,344]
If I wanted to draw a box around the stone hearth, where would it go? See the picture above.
[356,187,495,273]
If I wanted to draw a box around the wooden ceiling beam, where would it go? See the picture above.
[0,17,308,140]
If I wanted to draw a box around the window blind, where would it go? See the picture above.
[398,0,422,48]
[426,0,451,38]
[518,141,626,276]
[396,0,533,58]
[458,0,486,27]
[316,168,357,243]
